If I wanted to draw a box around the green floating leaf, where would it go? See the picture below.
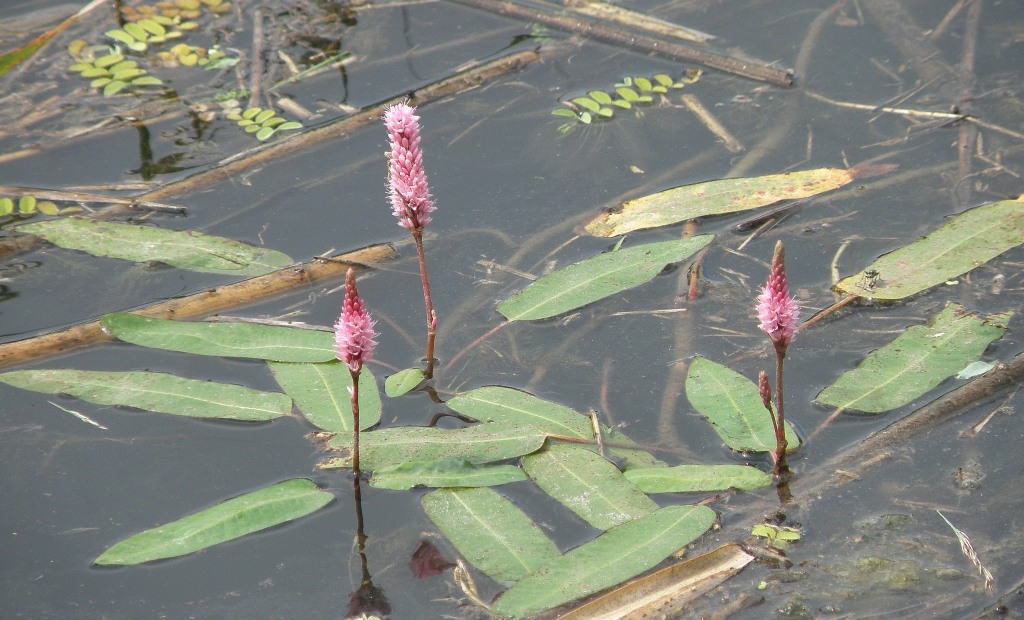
[323,423,547,470]
[370,459,527,490]
[685,357,800,453]
[572,97,602,113]
[269,361,380,432]
[18,218,293,275]
[102,313,335,362]
[498,236,714,321]
[0,197,12,215]
[493,505,716,617]
[447,386,664,469]
[0,369,292,421]
[95,479,333,565]
[625,464,773,493]
[422,488,560,585]
[523,445,657,530]
[18,195,36,213]
[835,197,1024,300]
[383,367,426,397]
[230,106,302,140]
[585,166,897,237]
[815,303,1011,413]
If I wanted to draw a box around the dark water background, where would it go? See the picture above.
[1,0,1023,617]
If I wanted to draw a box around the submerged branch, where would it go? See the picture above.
[0,243,396,369]
[448,0,793,86]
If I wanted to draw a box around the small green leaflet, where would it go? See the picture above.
[815,304,1011,413]
[498,237,714,321]
[522,445,657,530]
[422,487,560,586]
[103,313,335,362]
[321,423,548,470]
[835,197,1024,299]
[624,464,773,493]
[269,361,381,432]
[18,217,293,276]
[370,459,527,490]
[384,367,426,397]
[0,369,292,421]
[685,357,800,453]
[585,166,895,237]
[95,479,333,565]
[492,505,716,617]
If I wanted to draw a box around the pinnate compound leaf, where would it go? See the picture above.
[17,217,293,275]
[585,166,896,237]
[835,197,1024,299]
[498,237,714,321]
[0,369,292,421]
[447,386,664,469]
[624,464,773,493]
[384,367,426,397]
[268,361,380,432]
[493,505,716,617]
[95,479,333,565]
[685,357,800,453]
[321,423,547,470]
[370,459,527,490]
[522,445,657,530]
[422,487,559,585]
[815,303,1011,413]
[102,313,334,362]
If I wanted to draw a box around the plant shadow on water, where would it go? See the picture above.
[1,0,1024,617]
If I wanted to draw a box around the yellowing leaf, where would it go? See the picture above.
[585,165,896,237]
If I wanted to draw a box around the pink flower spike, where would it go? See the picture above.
[335,269,378,372]
[384,103,435,231]
[757,241,800,351]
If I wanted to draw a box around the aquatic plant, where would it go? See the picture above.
[757,240,799,475]
[385,102,439,379]
[551,70,701,127]
[224,106,303,141]
[335,268,378,475]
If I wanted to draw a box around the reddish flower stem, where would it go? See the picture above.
[773,345,789,476]
[349,367,362,476]
[411,229,436,378]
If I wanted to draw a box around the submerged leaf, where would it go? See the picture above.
[493,505,717,617]
[18,218,293,275]
[835,197,1024,299]
[685,357,800,453]
[0,369,292,421]
[269,361,380,432]
[422,487,560,585]
[815,304,1011,413]
[498,236,713,321]
[585,166,896,237]
[95,479,333,565]
[102,313,335,362]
